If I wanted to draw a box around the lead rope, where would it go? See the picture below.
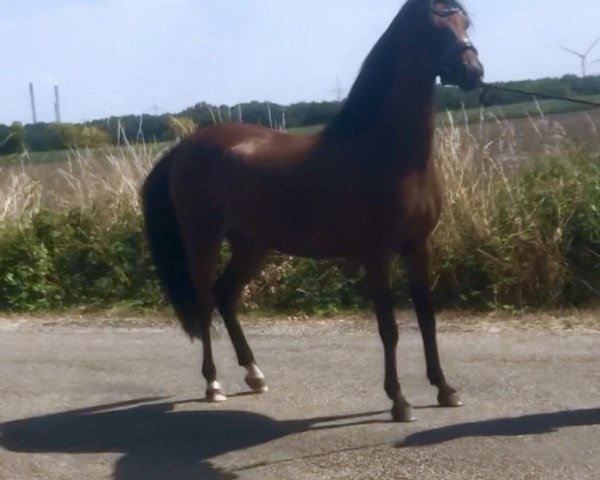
[479,82,600,108]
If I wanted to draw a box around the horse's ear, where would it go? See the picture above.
[401,0,435,22]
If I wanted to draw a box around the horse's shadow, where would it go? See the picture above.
[398,407,600,447]
[0,397,385,480]
[2,398,599,479]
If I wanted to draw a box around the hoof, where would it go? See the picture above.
[206,382,227,403]
[245,374,269,394]
[438,388,463,407]
[392,401,417,423]
[245,364,268,394]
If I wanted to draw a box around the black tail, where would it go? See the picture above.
[141,149,200,339]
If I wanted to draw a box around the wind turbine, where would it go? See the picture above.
[559,36,600,77]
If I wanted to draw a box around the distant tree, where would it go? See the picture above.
[0,124,9,154]
[284,101,342,128]
[52,123,80,148]
[24,123,63,151]
[77,126,110,148]
[561,73,600,95]
[48,124,110,149]
[178,102,218,128]
[0,122,26,154]
[88,115,174,144]
[167,116,197,139]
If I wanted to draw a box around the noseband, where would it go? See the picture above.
[454,39,478,56]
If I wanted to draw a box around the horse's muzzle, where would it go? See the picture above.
[439,47,484,92]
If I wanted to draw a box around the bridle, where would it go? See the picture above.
[434,6,478,55]
[434,5,479,83]
[434,6,463,18]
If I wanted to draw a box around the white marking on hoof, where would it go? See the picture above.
[206,381,227,402]
[245,364,269,393]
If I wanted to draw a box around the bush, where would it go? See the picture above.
[0,207,161,311]
[431,134,600,309]
[0,122,25,155]
[0,226,60,311]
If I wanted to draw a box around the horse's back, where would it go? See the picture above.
[178,123,318,170]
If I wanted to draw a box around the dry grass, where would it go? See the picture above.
[432,111,599,307]
[0,163,41,224]
[0,142,166,224]
[56,144,160,213]
[1,110,597,228]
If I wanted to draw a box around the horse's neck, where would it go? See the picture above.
[369,53,437,171]
[368,40,436,161]
[322,40,437,174]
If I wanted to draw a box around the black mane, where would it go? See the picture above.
[323,0,431,139]
[323,0,468,139]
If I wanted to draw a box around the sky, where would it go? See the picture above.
[2,0,600,125]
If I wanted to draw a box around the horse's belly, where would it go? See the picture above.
[225,196,392,258]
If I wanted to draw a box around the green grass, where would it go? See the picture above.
[0,142,173,167]
[442,94,600,123]
[288,94,600,136]
[288,125,326,136]
[0,149,72,166]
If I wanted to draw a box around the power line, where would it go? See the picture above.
[329,77,346,101]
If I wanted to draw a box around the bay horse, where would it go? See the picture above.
[142,0,483,422]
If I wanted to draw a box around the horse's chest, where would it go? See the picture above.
[392,172,441,242]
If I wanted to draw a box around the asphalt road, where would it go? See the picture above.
[0,315,598,480]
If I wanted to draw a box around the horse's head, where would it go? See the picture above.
[428,0,484,91]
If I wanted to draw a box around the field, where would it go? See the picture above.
[447,105,600,151]
[3,93,600,167]
[3,107,599,209]
[0,106,599,313]
[290,102,600,150]
[450,93,600,122]
[0,143,170,211]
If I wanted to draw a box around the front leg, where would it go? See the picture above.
[364,253,416,422]
[400,240,462,408]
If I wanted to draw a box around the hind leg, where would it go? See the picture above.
[214,234,269,394]
[188,241,228,402]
